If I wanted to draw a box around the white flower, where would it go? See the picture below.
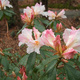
[32,2,45,15]
[0,0,12,10]
[57,9,67,18]
[18,27,44,54]
[63,28,80,52]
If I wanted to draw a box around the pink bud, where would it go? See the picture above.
[22,72,28,80]
[0,0,1,5]
[0,0,2,8]
[54,35,62,54]
[17,76,21,80]
[61,59,68,63]
[33,27,41,40]
[19,66,26,74]
[55,11,57,15]
[56,23,62,31]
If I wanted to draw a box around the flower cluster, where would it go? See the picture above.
[21,2,45,25]
[21,2,67,25]
[0,0,12,10]
[18,27,80,59]
[42,9,67,20]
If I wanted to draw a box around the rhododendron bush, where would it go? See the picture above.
[1,2,80,80]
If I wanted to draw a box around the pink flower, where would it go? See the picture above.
[42,9,67,20]
[23,6,33,17]
[56,23,63,31]
[53,35,62,54]
[71,26,76,30]
[47,10,56,20]
[18,28,33,46]
[57,9,67,18]
[63,28,80,52]
[63,48,77,59]
[32,2,45,15]
[62,28,80,59]
[26,27,44,54]
[33,27,41,40]
[22,72,28,80]
[18,27,44,54]
[17,76,21,80]
[71,26,80,30]
[0,0,12,10]
[17,72,28,80]
[21,10,34,24]
[19,66,26,74]
[41,29,56,48]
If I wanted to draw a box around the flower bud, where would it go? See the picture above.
[56,77,60,80]
[17,76,21,80]
[19,66,26,74]
[0,48,4,56]
[22,72,28,80]
[4,72,8,76]
[61,59,68,63]
[56,23,63,32]
[12,71,16,78]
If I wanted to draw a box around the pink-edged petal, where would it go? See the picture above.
[17,76,21,80]
[63,29,71,44]
[33,27,41,39]
[18,28,33,46]
[27,38,43,54]
[22,72,28,80]
[32,2,45,15]
[57,9,67,18]
[41,29,56,48]
[63,48,77,59]
[54,35,62,53]
[63,28,80,52]
[48,10,56,20]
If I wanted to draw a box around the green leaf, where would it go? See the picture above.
[16,23,27,35]
[26,52,36,75]
[5,77,13,80]
[18,55,29,66]
[41,45,54,50]
[13,67,19,74]
[53,20,60,30]
[46,20,53,28]
[5,10,15,14]
[3,52,12,56]
[1,56,9,71]
[46,59,57,73]
[47,67,56,80]
[34,55,59,72]
[40,49,46,59]
[4,10,12,17]
[34,19,45,32]
[32,72,39,80]
[38,17,49,25]
[0,69,4,77]
[64,63,80,80]
[77,25,80,29]
[0,10,3,20]
[3,48,12,51]
[40,49,54,58]
[40,46,54,58]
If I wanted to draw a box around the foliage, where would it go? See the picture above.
[0,8,15,20]
[1,2,80,80]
